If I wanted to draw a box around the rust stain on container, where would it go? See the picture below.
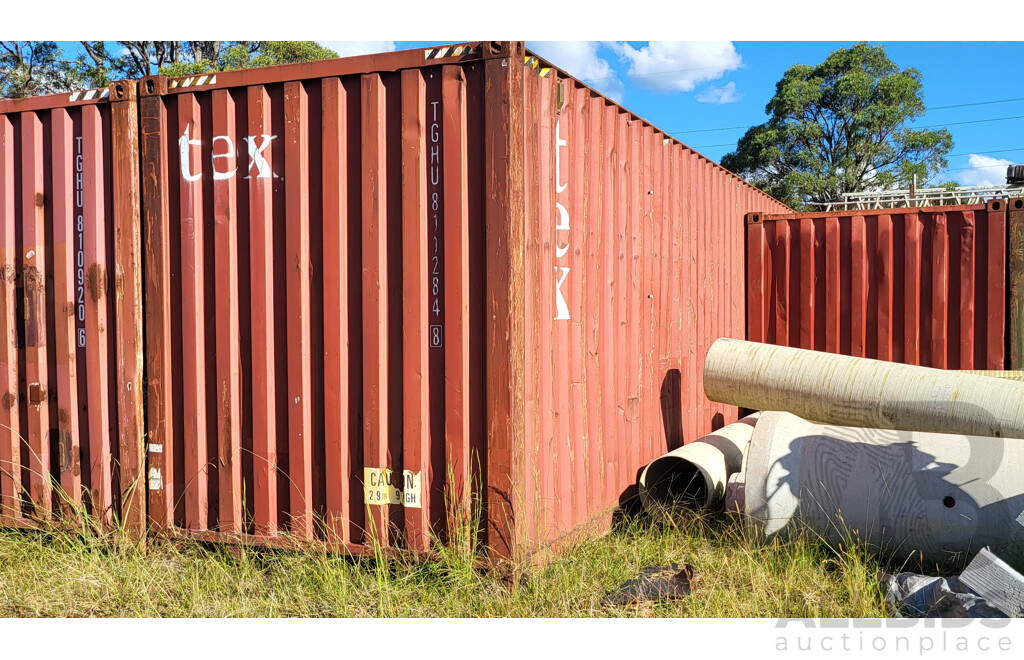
[22,267,44,347]
[747,201,1008,370]
[0,80,144,540]
[27,383,46,406]
[87,264,106,302]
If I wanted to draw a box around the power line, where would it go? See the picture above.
[942,163,1013,173]
[929,96,1024,111]
[917,114,1024,129]
[689,144,1024,154]
[690,143,735,149]
[947,147,1024,158]
[670,96,1024,135]
[675,125,751,135]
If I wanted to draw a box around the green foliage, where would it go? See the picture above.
[0,41,90,98]
[236,41,339,69]
[721,42,953,210]
[1,41,341,100]
[154,41,339,76]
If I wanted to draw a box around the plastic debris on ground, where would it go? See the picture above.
[881,547,1024,618]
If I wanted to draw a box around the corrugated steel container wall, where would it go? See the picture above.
[1009,197,1024,370]
[140,45,494,553]
[515,62,789,547]
[746,200,1008,369]
[139,41,790,557]
[0,83,145,540]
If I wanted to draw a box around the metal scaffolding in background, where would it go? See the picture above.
[808,183,1023,211]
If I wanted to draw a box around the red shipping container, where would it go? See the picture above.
[746,200,1009,370]
[0,82,145,540]
[137,41,788,559]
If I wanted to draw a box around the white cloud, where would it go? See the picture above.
[526,41,624,102]
[610,41,742,92]
[696,81,741,104]
[958,154,1014,187]
[317,41,396,58]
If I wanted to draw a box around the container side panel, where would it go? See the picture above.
[50,109,83,520]
[876,214,894,362]
[612,112,629,509]
[246,85,279,538]
[930,212,949,369]
[110,85,145,543]
[211,89,243,535]
[441,65,471,544]
[1011,199,1024,370]
[599,103,618,506]
[384,73,406,545]
[0,116,21,521]
[0,89,138,537]
[141,93,175,531]
[464,62,488,552]
[850,216,868,357]
[176,94,208,530]
[399,68,431,551]
[81,106,113,525]
[985,203,1006,369]
[283,81,313,540]
[516,67,791,548]
[521,68,540,544]
[567,86,586,525]
[535,73,555,543]
[360,73,390,546]
[749,205,1006,374]
[21,112,51,518]
[582,91,603,515]
[956,211,976,369]
[483,54,525,558]
[321,77,351,545]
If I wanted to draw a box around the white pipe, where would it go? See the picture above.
[740,411,1024,571]
[639,414,759,509]
[704,338,1024,438]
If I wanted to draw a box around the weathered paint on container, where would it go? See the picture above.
[140,45,494,553]
[515,57,788,549]
[746,201,1008,370]
[138,41,788,559]
[0,82,145,541]
[1008,198,1024,369]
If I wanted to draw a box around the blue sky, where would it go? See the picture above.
[55,39,1022,188]
[349,41,1020,189]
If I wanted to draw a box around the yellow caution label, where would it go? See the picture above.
[403,470,422,509]
[363,467,401,505]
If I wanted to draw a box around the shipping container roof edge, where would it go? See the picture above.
[138,41,495,97]
[0,81,136,114]
[0,39,787,210]
[758,197,1012,222]
[521,46,790,211]
[140,39,788,210]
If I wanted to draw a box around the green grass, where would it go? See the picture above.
[0,508,891,617]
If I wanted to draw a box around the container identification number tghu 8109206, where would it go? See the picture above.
[74,136,87,347]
